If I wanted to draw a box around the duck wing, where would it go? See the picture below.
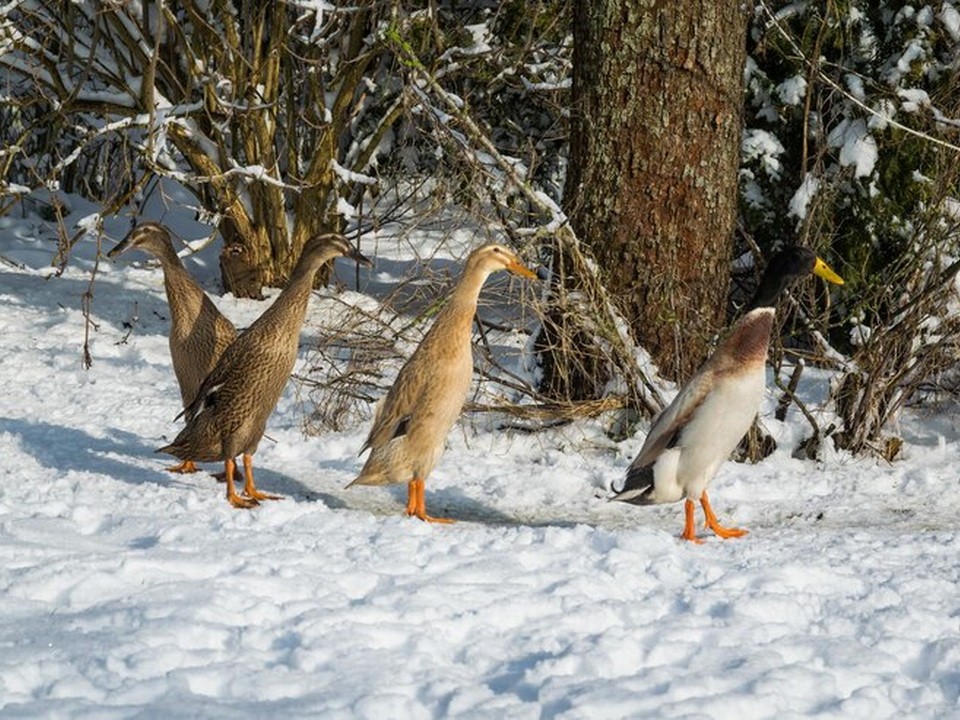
[359,358,425,454]
[628,367,716,472]
[179,334,248,422]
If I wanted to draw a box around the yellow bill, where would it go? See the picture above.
[813,257,844,285]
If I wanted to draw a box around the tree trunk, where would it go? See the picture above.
[562,0,748,382]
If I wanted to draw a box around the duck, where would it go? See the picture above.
[611,245,844,542]
[349,244,537,523]
[158,233,372,508]
[108,222,237,474]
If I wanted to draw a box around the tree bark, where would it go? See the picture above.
[563,0,748,382]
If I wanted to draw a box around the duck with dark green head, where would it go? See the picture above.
[611,246,844,542]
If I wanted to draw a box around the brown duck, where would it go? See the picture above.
[158,233,372,508]
[108,222,237,474]
[349,243,537,523]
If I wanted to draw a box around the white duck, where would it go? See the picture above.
[612,246,844,542]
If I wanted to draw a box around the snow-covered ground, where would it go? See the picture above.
[1,199,959,718]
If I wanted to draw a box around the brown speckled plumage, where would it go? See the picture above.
[109,222,237,474]
[109,222,237,409]
[349,243,537,522]
[158,233,371,507]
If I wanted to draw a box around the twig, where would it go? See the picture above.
[115,302,140,346]
[758,0,960,155]
[387,27,664,416]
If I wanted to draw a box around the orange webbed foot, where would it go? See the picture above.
[239,454,282,503]
[700,492,748,540]
[166,460,199,474]
[228,492,259,509]
[708,524,748,539]
[224,458,257,509]
[243,488,283,502]
[406,478,455,524]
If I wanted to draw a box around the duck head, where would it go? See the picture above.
[465,243,537,280]
[298,232,373,268]
[107,222,174,259]
[747,245,844,311]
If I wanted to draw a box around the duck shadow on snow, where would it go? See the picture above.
[309,478,577,527]
[222,462,322,503]
[0,416,322,501]
[0,267,196,345]
[0,416,168,484]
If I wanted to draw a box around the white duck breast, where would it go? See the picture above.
[671,365,765,501]
[627,361,765,505]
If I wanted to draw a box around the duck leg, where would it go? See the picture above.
[406,479,419,516]
[241,453,282,502]
[680,499,704,544]
[166,460,199,474]
[224,457,258,509]
[406,477,454,524]
[700,492,748,539]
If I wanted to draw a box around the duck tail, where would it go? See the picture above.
[155,442,182,458]
[609,463,656,505]
[346,468,388,488]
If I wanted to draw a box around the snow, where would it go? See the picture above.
[742,129,785,179]
[464,24,492,55]
[788,173,820,220]
[827,118,878,178]
[330,159,377,186]
[775,75,806,106]
[335,196,358,220]
[899,88,931,113]
[76,213,102,233]
[942,5,960,40]
[2,199,960,717]
[887,39,926,84]
[844,73,866,102]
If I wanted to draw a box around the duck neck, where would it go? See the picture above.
[745,273,789,313]
[259,252,332,332]
[425,263,491,345]
[443,264,491,322]
[155,248,206,331]
[721,308,775,366]
[150,239,185,271]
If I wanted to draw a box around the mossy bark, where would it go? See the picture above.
[562,0,748,382]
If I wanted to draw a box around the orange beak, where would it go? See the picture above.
[506,258,537,280]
